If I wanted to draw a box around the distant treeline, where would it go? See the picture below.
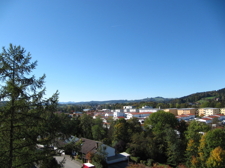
[58,88,225,113]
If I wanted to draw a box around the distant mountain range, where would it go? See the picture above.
[59,97,174,105]
[59,87,225,105]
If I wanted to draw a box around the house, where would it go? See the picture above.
[80,138,121,163]
[198,108,220,116]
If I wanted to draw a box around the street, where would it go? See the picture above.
[55,155,82,168]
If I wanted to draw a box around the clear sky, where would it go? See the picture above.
[1,0,225,102]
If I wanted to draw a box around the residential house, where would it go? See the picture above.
[81,138,115,162]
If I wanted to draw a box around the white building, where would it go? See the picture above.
[195,118,212,124]
[139,108,159,113]
[123,106,134,109]
[105,112,114,117]
[113,111,126,118]
[111,109,124,113]
[126,112,152,119]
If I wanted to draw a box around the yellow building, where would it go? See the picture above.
[198,108,220,116]
[220,108,225,115]
[163,108,178,115]
[177,108,196,115]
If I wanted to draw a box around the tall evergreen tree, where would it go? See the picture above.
[0,44,60,168]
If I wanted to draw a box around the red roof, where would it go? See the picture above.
[208,115,219,118]
[177,115,188,117]
[215,114,224,116]
[201,118,212,120]
[139,112,153,114]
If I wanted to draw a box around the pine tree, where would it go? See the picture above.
[0,44,60,168]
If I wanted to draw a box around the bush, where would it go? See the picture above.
[130,157,140,163]
[147,159,154,166]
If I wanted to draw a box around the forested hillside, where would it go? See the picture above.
[58,88,225,112]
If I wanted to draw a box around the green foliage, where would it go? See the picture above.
[130,156,140,163]
[0,44,62,167]
[185,120,210,142]
[185,120,210,167]
[144,110,179,134]
[165,128,183,166]
[63,138,82,156]
[113,118,129,143]
[92,117,107,141]
[79,113,93,139]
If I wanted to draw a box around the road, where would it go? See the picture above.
[55,155,128,168]
[55,155,82,168]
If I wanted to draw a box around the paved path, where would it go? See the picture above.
[108,161,128,168]
[55,155,82,168]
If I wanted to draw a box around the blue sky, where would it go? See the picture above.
[1,0,225,102]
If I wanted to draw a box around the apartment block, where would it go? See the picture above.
[198,108,220,116]
[163,108,178,115]
[177,108,196,115]
[220,108,225,115]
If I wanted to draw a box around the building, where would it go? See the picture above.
[81,138,115,157]
[104,112,113,117]
[126,112,152,119]
[163,108,178,115]
[113,111,125,118]
[198,108,220,116]
[220,108,225,115]
[123,106,134,109]
[129,108,139,112]
[176,114,195,122]
[177,108,196,115]
[139,108,159,113]
[111,109,124,113]
[196,118,212,124]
